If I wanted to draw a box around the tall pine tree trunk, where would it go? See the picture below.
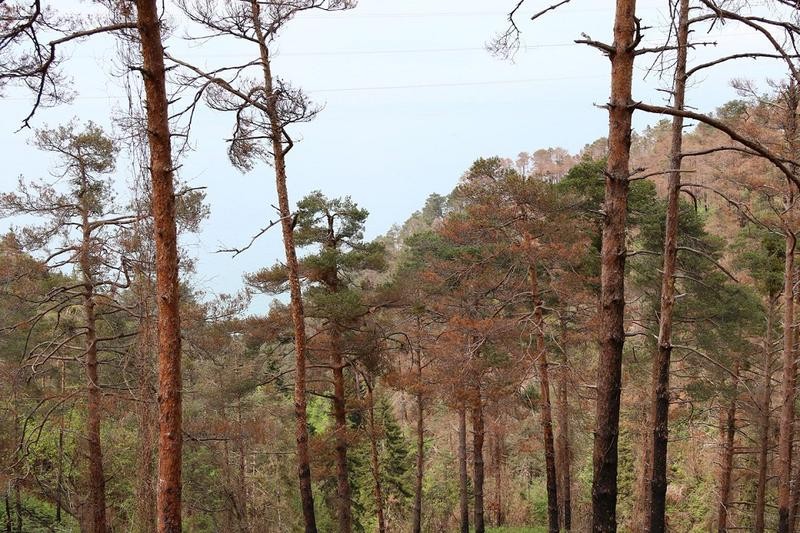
[648,2,689,531]
[80,173,107,533]
[592,1,637,529]
[755,295,776,532]
[555,341,572,531]
[329,325,353,533]
[248,2,317,530]
[778,82,799,533]
[529,257,559,533]
[473,387,486,533]
[459,404,470,533]
[136,2,183,531]
[717,358,739,533]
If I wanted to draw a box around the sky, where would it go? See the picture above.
[0,0,790,308]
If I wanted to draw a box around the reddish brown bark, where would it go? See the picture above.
[458,404,470,533]
[248,2,317,530]
[648,2,688,531]
[591,1,637,531]
[716,359,739,533]
[472,388,486,533]
[135,2,183,531]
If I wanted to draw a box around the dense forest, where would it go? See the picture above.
[4,1,800,532]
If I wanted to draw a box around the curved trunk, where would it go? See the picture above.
[592,1,637,530]
[248,2,317,530]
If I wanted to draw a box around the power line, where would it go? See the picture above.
[307,74,607,93]
[0,73,609,102]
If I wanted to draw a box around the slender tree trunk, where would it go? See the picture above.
[329,325,352,533]
[136,2,183,531]
[592,1,637,530]
[778,82,799,533]
[365,385,386,533]
[755,295,776,532]
[779,227,797,532]
[529,258,559,533]
[458,404,470,533]
[648,3,689,531]
[634,406,653,532]
[135,305,156,533]
[80,179,107,533]
[791,449,800,532]
[473,387,486,533]
[13,482,20,533]
[412,346,424,533]
[248,3,317,529]
[56,360,65,524]
[493,433,504,526]
[235,387,249,532]
[555,344,572,531]
[5,485,11,533]
[717,359,740,533]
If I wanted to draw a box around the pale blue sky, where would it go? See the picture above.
[0,0,788,304]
